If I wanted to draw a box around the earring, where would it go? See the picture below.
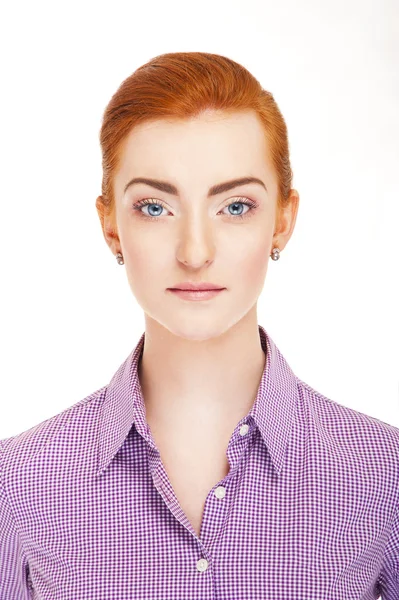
[116,252,124,265]
[270,247,280,261]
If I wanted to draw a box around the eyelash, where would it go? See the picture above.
[132,196,258,222]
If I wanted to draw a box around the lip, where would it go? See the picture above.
[167,288,225,301]
[168,282,225,291]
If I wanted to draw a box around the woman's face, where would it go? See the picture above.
[101,109,298,340]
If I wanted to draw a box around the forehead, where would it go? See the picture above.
[114,109,275,196]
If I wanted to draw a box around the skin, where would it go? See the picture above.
[96,108,299,459]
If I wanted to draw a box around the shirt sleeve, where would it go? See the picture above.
[379,500,399,599]
[0,439,31,599]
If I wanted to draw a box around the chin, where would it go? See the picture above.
[154,311,249,343]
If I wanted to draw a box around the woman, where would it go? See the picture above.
[1,51,398,599]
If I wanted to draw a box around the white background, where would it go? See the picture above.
[0,0,398,439]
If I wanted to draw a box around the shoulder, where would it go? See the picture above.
[296,377,399,469]
[0,385,107,476]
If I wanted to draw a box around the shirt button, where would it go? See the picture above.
[239,423,249,436]
[197,558,208,572]
[214,486,226,499]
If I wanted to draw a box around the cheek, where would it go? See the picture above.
[124,242,148,278]
[122,232,171,289]
[233,234,271,286]
[120,223,158,267]
[126,243,166,276]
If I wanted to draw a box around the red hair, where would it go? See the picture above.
[97,51,293,232]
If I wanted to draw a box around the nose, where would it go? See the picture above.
[175,217,216,269]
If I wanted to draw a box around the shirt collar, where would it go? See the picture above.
[97,324,300,478]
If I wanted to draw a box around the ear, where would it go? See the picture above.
[95,195,120,254]
[273,189,300,252]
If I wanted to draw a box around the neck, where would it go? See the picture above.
[138,309,266,429]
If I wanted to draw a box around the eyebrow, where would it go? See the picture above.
[123,176,267,197]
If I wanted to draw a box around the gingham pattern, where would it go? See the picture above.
[1,324,399,599]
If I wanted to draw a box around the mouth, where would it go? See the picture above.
[168,281,225,292]
[169,287,224,291]
[167,288,226,301]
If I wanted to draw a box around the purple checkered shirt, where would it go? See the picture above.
[1,324,399,599]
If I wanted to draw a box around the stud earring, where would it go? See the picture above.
[116,252,124,265]
[270,247,280,261]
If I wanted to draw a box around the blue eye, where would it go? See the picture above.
[132,197,258,221]
[225,201,251,218]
